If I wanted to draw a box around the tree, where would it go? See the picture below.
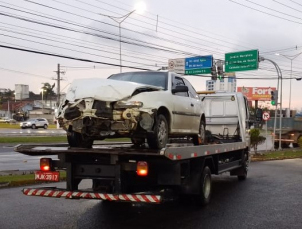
[250,128,266,154]
[41,83,56,106]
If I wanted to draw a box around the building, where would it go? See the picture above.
[206,74,237,92]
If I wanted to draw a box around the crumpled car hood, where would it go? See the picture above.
[65,78,163,102]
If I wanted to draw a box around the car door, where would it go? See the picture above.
[37,119,44,127]
[183,78,202,133]
[171,74,195,133]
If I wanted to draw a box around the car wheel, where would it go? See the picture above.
[131,137,145,147]
[43,124,48,129]
[192,120,206,145]
[195,166,212,206]
[147,114,168,149]
[31,124,36,129]
[67,130,93,148]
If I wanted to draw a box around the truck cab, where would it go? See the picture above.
[199,91,250,145]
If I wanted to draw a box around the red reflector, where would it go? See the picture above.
[40,158,52,171]
[137,161,148,176]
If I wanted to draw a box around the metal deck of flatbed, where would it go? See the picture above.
[15,141,248,160]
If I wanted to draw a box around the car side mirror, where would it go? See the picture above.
[172,85,189,94]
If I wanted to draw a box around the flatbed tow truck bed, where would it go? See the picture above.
[15,141,248,159]
[15,141,249,205]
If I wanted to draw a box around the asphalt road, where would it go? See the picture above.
[0,145,57,171]
[0,159,302,229]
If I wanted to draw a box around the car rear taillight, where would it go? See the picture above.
[40,158,52,171]
[137,161,148,176]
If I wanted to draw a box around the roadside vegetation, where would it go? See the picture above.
[252,149,302,161]
[0,136,67,143]
[0,171,66,187]
[0,123,57,129]
[0,136,130,144]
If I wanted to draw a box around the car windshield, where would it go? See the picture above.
[27,119,35,122]
[108,72,168,90]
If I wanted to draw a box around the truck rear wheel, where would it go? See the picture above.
[67,130,93,148]
[238,153,248,181]
[195,166,212,206]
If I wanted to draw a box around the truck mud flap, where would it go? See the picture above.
[22,188,162,204]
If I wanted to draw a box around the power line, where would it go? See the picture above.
[228,0,302,25]
[245,0,302,21]
[0,67,52,79]
[0,44,155,71]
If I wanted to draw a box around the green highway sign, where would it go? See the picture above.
[225,50,259,72]
[185,68,211,75]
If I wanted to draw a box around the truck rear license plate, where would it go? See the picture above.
[35,171,60,182]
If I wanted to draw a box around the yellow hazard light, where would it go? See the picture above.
[40,158,52,171]
[137,161,148,176]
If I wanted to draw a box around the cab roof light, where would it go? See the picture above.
[137,161,148,177]
[40,158,52,171]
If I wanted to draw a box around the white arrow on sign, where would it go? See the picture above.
[262,112,270,121]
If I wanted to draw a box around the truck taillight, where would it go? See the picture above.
[40,158,52,171]
[137,161,148,176]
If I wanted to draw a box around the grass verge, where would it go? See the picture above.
[252,149,302,161]
[0,136,130,144]
[0,171,66,188]
[0,136,68,143]
[0,123,57,129]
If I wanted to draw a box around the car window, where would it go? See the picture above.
[183,78,199,99]
[108,72,168,90]
[172,76,188,97]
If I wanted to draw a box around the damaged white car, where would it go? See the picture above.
[57,71,206,149]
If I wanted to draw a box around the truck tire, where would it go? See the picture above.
[147,114,168,149]
[238,153,248,181]
[67,130,93,148]
[192,120,206,145]
[196,166,212,206]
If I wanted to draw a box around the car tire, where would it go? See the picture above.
[192,120,206,145]
[44,124,48,129]
[131,137,145,147]
[67,130,93,148]
[147,114,168,149]
[195,166,212,206]
[31,124,36,129]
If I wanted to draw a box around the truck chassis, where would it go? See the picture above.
[16,141,249,205]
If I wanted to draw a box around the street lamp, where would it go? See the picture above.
[275,52,302,112]
[100,2,146,73]
[40,89,45,114]
[259,56,283,151]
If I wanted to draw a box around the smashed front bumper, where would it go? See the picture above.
[58,98,155,137]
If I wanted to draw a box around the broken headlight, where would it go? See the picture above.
[114,101,143,109]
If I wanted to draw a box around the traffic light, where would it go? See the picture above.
[211,65,217,81]
[217,65,223,80]
[271,90,278,105]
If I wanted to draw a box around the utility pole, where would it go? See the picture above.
[54,64,64,107]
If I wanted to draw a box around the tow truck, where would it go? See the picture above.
[15,92,251,205]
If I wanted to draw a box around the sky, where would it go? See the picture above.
[0,0,302,110]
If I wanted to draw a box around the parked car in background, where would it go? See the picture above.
[20,118,49,129]
[0,117,15,123]
[57,71,206,149]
